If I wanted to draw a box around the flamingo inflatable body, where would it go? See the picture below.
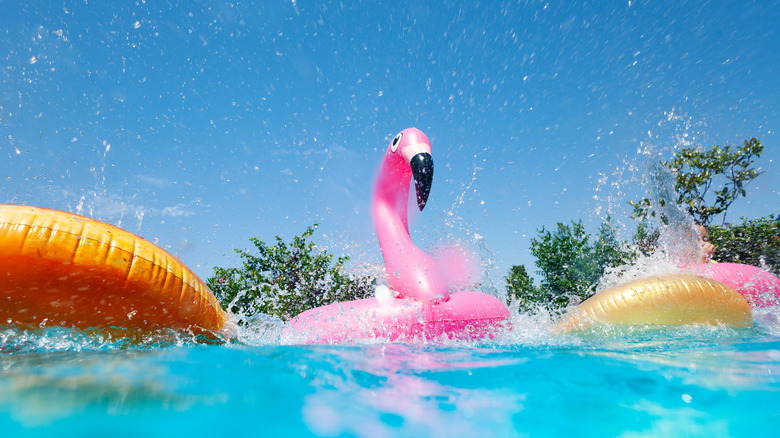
[690,262,780,307]
[287,128,510,343]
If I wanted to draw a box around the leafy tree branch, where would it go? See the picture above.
[631,138,763,226]
[207,223,375,322]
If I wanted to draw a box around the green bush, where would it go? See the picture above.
[507,216,635,312]
[207,223,376,322]
[511,139,773,312]
[505,264,547,310]
[708,214,780,275]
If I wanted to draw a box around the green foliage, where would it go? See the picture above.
[631,220,660,257]
[594,217,635,270]
[708,214,780,275]
[631,138,764,226]
[514,138,772,312]
[531,220,598,301]
[207,223,375,322]
[508,216,634,311]
[505,264,548,310]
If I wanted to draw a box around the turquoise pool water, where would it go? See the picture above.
[3,311,779,437]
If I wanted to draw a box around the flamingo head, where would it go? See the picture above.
[386,127,434,211]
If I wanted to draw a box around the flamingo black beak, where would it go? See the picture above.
[410,152,433,210]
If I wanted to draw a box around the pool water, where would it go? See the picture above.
[2,309,780,437]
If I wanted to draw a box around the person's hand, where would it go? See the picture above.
[696,224,715,264]
[698,241,716,264]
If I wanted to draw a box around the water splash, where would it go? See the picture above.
[0,326,220,354]
[591,108,714,293]
[643,160,700,266]
[595,158,701,291]
[429,238,482,293]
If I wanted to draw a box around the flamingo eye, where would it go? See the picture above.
[391,133,403,153]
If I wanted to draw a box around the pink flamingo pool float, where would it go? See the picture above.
[690,262,780,308]
[287,128,510,343]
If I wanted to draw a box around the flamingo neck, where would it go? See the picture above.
[373,157,449,303]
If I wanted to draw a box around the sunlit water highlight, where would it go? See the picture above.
[2,303,780,437]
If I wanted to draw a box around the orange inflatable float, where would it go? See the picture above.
[557,274,753,331]
[0,204,226,332]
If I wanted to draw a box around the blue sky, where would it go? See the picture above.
[2,0,779,288]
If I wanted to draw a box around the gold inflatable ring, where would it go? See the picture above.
[0,205,226,332]
[558,274,753,331]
